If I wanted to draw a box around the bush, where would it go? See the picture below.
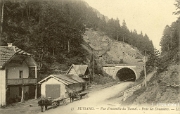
[93,73,115,85]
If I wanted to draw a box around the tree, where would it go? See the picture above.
[174,0,180,15]
[146,48,160,67]
[160,25,171,53]
[122,20,128,42]
[89,51,94,82]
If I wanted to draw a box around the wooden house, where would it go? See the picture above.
[66,64,90,82]
[0,43,37,106]
[38,74,85,99]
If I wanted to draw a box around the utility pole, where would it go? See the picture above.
[68,39,70,53]
[0,0,4,34]
[116,31,119,41]
[123,35,124,43]
[123,33,126,43]
[92,49,94,82]
[144,50,147,87]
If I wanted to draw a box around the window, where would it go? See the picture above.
[19,71,23,78]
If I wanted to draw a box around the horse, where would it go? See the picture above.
[68,91,79,102]
[38,98,51,112]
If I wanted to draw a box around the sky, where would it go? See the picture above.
[84,0,178,50]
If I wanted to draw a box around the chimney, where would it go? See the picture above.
[7,43,13,47]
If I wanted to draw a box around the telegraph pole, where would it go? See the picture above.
[68,39,70,53]
[0,0,4,34]
[144,50,147,87]
[92,49,94,81]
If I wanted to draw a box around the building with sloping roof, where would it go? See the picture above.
[38,74,85,99]
[66,64,90,82]
[0,43,38,106]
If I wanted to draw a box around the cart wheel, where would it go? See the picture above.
[56,101,60,106]
[52,102,57,107]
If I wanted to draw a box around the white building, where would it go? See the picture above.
[0,43,37,106]
[38,74,85,99]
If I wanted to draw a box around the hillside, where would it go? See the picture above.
[121,63,179,105]
[120,15,180,105]
[82,28,144,78]
[0,0,154,79]
[83,29,143,63]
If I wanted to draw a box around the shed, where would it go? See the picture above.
[38,74,85,99]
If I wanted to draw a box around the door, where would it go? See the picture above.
[29,85,35,99]
[45,84,60,99]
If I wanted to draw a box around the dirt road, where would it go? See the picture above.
[39,82,133,114]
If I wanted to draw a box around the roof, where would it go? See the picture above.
[67,64,89,75]
[25,57,37,67]
[0,46,31,68]
[54,74,78,85]
[38,74,85,85]
[67,74,85,83]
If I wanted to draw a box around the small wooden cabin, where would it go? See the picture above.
[38,74,85,99]
[66,64,90,82]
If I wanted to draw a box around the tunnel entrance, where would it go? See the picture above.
[116,68,136,81]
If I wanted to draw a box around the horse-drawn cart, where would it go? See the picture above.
[52,97,67,106]
[38,91,88,112]
[38,97,67,112]
[79,91,88,99]
[68,91,88,102]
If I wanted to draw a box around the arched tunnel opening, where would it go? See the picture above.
[116,68,136,82]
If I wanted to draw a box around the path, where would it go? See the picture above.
[39,82,134,114]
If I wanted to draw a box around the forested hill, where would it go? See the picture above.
[158,17,180,70]
[0,0,154,74]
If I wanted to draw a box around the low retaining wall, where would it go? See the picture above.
[121,71,156,101]
[122,83,143,101]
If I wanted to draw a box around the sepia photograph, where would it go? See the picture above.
[0,0,179,114]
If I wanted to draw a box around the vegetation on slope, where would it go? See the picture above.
[121,1,180,105]
[0,0,154,79]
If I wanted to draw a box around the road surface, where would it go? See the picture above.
[39,82,134,114]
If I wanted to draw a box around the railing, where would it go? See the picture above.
[7,78,37,85]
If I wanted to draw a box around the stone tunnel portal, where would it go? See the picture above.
[116,68,136,81]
